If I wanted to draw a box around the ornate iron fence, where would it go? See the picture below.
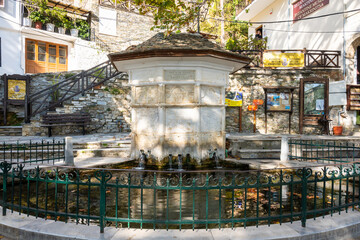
[1,162,359,233]
[0,139,65,165]
[289,139,360,164]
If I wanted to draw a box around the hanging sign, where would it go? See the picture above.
[8,79,26,100]
[225,91,243,107]
[263,52,304,68]
[293,0,329,21]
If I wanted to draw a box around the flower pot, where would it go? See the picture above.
[333,126,343,136]
[23,17,32,27]
[58,27,66,34]
[70,28,78,37]
[34,21,43,29]
[46,23,55,32]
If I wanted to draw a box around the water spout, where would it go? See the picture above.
[168,154,174,170]
[177,154,184,171]
[135,149,146,170]
[213,149,222,169]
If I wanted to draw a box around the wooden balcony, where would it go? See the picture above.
[234,49,341,68]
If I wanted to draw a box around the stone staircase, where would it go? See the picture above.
[227,136,281,160]
[73,138,131,158]
[0,126,23,136]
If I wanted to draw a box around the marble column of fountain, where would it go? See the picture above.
[109,33,250,164]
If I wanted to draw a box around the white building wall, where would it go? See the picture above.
[241,0,360,83]
[0,0,23,75]
[69,39,109,71]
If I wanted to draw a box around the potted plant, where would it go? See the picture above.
[75,19,90,40]
[70,20,79,37]
[44,9,55,32]
[53,7,66,34]
[29,11,46,29]
[63,18,73,35]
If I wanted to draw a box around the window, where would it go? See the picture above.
[255,26,263,39]
[0,0,4,8]
[25,39,68,73]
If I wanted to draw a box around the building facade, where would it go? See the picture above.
[0,0,156,75]
[236,0,359,84]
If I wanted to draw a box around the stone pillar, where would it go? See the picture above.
[65,137,74,166]
[280,136,289,162]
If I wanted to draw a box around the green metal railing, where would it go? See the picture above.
[1,161,360,233]
[289,139,360,164]
[0,139,65,165]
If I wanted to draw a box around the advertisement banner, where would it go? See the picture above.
[225,91,242,107]
[293,0,329,21]
[263,52,304,68]
[8,79,26,100]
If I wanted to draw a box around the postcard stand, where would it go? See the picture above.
[263,87,296,134]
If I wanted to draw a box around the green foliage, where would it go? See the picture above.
[226,34,267,51]
[51,74,61,102]
[63,17,74,29]
[120,0,205,35]
[64,73,76,79]
[29,11,46,24]
[75,19,90,39]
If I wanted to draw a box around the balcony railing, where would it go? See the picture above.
[235,49,341,68]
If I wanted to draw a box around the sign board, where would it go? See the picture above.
[267,92,292,111]
[7,79,26,100]
[263,52,304,68]
[329,81,346,106]
[225,91,242,107]
[293,0,329,21]
[99,7,117,36]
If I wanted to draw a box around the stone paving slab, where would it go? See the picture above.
[1,207,360,240]
[0,133,131,144]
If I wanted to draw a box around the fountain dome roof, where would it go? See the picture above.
[108,32,251,68]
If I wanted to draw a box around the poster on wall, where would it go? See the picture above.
[225,91,243,107]
[267,92,292,111]
[7,79,26,100]
[293,0,330,21]
[263,52,304,68]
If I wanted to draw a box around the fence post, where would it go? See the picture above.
[300,167,310,227]
[281,136,289,162]
[0,161,11,216]
[65,137,74,166]
[96,170,111,233]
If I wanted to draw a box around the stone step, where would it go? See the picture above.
[0,126,22,136]
[74,148,131,158]
[230,139,281,149]
[236,149,281,159]
[73,140,131,150]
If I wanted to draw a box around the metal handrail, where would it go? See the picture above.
[25,61,127,122]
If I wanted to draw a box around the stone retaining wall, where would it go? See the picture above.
[226,68,351,135]
[3,67,354,136]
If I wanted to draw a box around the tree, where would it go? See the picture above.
[130,0,207,35]
[124,0,266,50]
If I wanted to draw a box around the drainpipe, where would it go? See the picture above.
[288,0,291,49]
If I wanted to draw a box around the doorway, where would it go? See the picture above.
[299,77,329,134]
